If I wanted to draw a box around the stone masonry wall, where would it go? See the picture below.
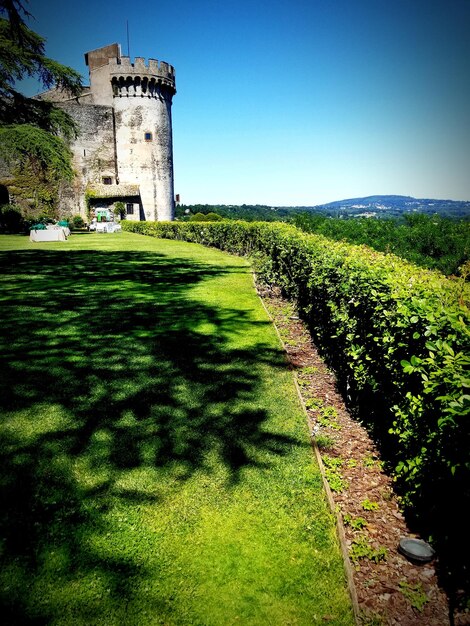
[59,102,116,216]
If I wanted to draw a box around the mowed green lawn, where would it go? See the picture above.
[0,231,354,625]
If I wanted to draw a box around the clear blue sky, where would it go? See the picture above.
[22,0,470,205]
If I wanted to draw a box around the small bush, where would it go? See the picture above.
[0,203,24,233]
[205,212,224,222]
[189,212,209,222]
[350,536,387,564]
[114,201,125,219]
[72,215,85,229]
[315,434,335,450]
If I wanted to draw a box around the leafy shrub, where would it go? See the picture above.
[114,201,125,219]
[350,536,387,564]
[189,212,209,222]
[72,215,85,229]
[361,499,380,512]
[205,212,224,221]
[343,515,368,531]
[0,203,24,233]
[398,581,429,612]
[315,434,335,450]
[322,455,347,493]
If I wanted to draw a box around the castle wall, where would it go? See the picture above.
[59,102,116,215]
[87,65,115,106]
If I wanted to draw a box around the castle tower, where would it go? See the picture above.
[85,44,177,221]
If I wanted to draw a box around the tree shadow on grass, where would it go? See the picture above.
[0,248,299,624]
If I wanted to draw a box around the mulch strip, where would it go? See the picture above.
[257,284,468,626]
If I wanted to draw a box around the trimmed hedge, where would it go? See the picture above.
[123,220,470,587]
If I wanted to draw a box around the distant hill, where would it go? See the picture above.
[177,196,470,221]
[294,195,470,219]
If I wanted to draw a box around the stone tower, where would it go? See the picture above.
[110,55,176,221]
[86,44,176,222]
[38,43,177,222]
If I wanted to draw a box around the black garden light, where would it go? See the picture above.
[398,537,436,564]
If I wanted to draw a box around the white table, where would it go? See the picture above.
[30,229,67,242]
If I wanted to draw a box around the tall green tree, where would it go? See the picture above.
[0,0,82,213]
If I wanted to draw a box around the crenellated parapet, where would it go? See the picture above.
[108,56,176,97]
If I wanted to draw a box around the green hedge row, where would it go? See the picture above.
[123,220,469,584]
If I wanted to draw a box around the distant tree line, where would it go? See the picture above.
[176,205,469,277]
[290,212,469,277]
[175,204,296,222]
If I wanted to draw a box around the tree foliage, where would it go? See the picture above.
[0,0,82,133]
[0,0,82,210]
[0,123,73,180]
[189,211,223,222]
[291,212,470,277]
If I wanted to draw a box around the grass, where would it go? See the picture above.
[0,231,355,625]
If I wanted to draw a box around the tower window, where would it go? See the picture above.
[102,177,113,185]
[126,203,134,215]
[144,132,153,142]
